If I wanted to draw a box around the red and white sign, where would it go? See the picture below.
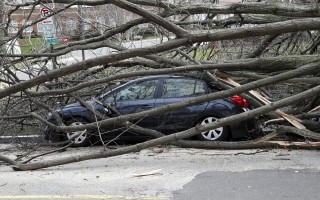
[40,7,50,17]
[40,7,54,25]
[41,18,53,25]
[61,37,69,44]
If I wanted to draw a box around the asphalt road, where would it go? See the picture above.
[173,170,320,200]
[0,145,319,200]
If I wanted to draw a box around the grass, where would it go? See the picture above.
[18,38,45,54]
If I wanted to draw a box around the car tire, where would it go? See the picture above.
[196,116,230,141]
[65,117,92,147]
[45,127,62,142]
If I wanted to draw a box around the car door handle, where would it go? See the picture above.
[140,105,153,109]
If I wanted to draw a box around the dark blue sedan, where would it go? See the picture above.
[45,75,256,147]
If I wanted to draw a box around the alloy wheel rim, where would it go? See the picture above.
[200,117,223,140]
[67,121,87,144]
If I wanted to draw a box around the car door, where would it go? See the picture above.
[154,77,209,133]
[103,78,159,129]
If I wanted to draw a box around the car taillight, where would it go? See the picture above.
[230,95,249,108]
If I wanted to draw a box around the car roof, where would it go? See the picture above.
[131,75,183,81]
[129,75,208,82]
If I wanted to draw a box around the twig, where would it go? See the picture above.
[234,149,269,155]
[14,144,40,162]
[21,132,84,164]
[0,183,8,187]
[309,105,320,113]
[21,142,74,164]
[131,169,163,177]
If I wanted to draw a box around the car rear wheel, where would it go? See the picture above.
[66,117,92,147]
[196,116,230,141]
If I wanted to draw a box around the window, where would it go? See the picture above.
[15,0,34,8]
[194,80,206,95]
[104,80,158,104]
[83,17,91,31]
[161,78,206,98]
[37,22,43,32]
[109,18,116,28]
[21,20,33,33]
[66,18,76,32]
[8,19,18,33]
[96,16,106,32]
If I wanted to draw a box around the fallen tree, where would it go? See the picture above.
[0,84,318,170]
[0,0,319,171]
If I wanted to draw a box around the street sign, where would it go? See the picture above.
[40,7,50,17]
[62,37,69,44]
[43,24,57,45]
[40,6,57,45]
[42,17,54,25]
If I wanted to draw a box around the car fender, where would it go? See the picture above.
[201,101,235,119]
[59,102,106,122]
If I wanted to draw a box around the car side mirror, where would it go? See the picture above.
[101,101,114,113]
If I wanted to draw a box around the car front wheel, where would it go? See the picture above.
[197,116,230,141]
[66,117,92,147]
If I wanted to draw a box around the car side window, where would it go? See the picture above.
[160,78,206,98]
[103,80,157,104]
[194,80,206,95]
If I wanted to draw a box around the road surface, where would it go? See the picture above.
[0,145,319,199]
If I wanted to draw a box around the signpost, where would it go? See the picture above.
[40,7,57,45]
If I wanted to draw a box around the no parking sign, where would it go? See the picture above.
[40,6,57,45]
[40,8,50,17]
